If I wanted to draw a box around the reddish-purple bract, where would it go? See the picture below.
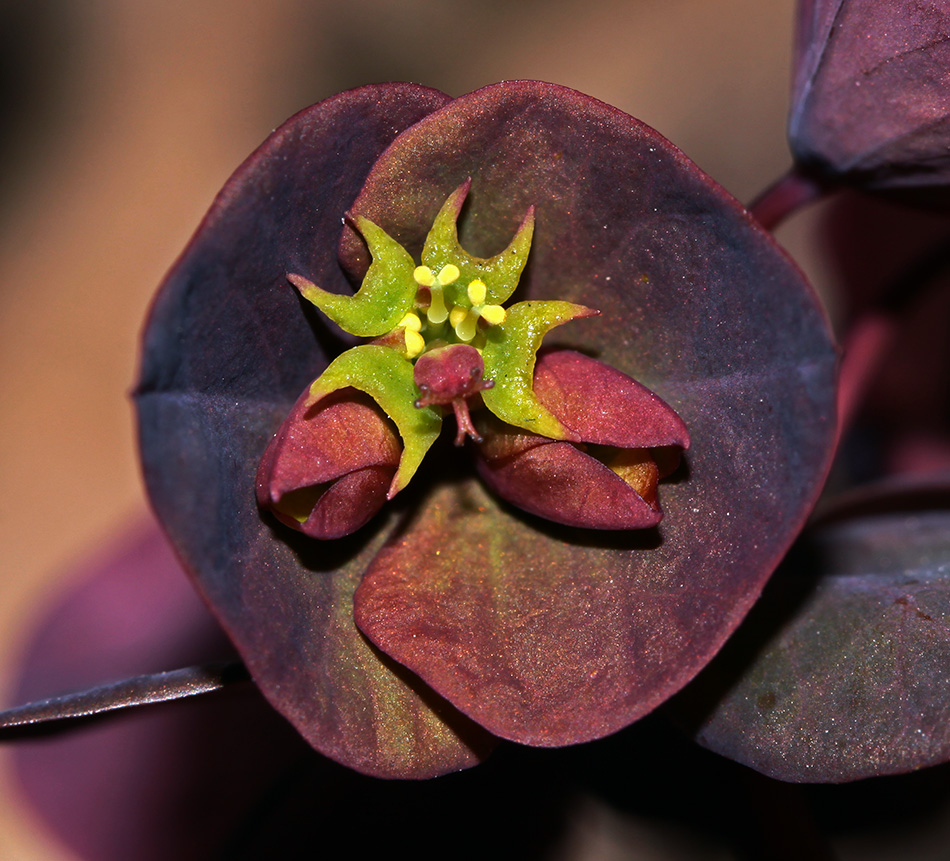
[137,84,495,779]
[343,82,837,745]
[474,349,688,530]
[256,388,401,539]
[136,81,837,766]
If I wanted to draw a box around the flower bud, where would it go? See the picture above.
[256,387,402,539]
[474,350,689,530]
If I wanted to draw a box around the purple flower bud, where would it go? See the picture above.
[474,350,689,529]
[256,387,401,539]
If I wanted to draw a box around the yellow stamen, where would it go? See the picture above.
[399,312,422,332]
[449,306,468,329]
[438,264,460,285]
[454,310,478,342]
[427,285,449,324]
[479,304,506,326]
[467,279,487,305]
[404,328,426,358]
[413,265,434,287]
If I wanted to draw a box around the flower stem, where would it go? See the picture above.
[748,166,829,231]
[0,660,249,739]
[836,236,950,442]
[836,312,896,443]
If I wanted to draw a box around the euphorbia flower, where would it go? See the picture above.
[255,182,688,537]
[136,81,837,777]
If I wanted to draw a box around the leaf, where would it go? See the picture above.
[135,84,496,778]
[678,479,950,782]
[345,81,839,745]
[790,0,950,191]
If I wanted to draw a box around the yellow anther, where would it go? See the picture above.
[404,328,426,358]
[438,264,460,285]
[413,265,435,287]
[399,312,422,332]
[479,304,507,326]
[449,306,468,329]
[467,279,487,305]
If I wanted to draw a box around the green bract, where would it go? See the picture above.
[306,345,442,496]
[287,182,597,494]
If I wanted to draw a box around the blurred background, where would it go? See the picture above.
[0,1,812,856]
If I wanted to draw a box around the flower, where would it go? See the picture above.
[255,182,689,537]
[136,81,837,777]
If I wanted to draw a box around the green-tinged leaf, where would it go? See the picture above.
[289,217,416,337]
[309,345,442,495]
[678,482,950,782]
[352,477,705,745]
[421,180,535,307]
[481,300,596,440]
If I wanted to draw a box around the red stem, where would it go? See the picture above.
[835,312,897,445]
[748,166,829,231]
[834,237,950,443]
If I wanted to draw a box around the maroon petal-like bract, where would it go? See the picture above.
[790,0,950,191]
[680,480,950,783]
[256,388,401,539]
[136,84,496,778]
[474,349,689,530]
[530,349,690,448]
[345,82,837,746]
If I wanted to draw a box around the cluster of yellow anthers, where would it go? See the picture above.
[399,264,507,358]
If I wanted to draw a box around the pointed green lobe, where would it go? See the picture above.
[290,217,417,338]
[421,181,535,308]
[308,345,442,495]
[481,300,597,440]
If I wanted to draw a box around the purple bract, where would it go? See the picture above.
[136,81,837,777]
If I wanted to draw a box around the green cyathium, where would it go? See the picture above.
[289,181,598,495]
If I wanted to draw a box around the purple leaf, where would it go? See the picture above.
[136,84,496,778]
[679,478,950,782]
[344,82,838,745]
[790,0,950,191]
